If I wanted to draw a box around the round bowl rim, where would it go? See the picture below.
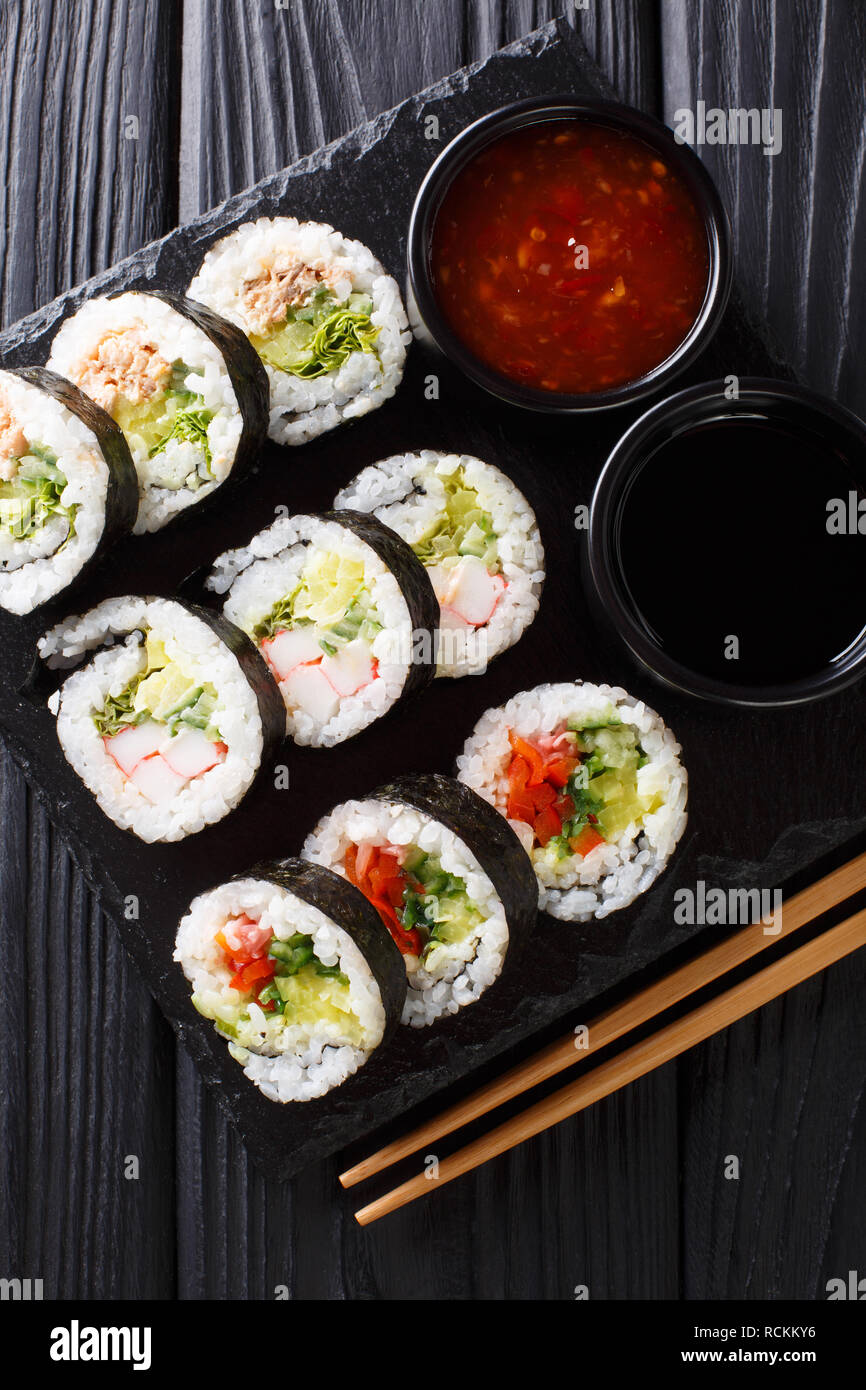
[407,94,734,414]
[586,375,866,708]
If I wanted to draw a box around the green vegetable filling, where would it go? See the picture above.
[113,360,215,487]
[411,466,500,571]
[252,552,382,651]
[398,850,484,967]
[92,632,222,740]
[548,720,650,859]
[251,288,380,379]
[0,443,78,546]
[197,930,355,1040]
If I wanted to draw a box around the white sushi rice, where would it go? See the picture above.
[40,596,264,843]
[208,514,414,747]
[187,216,410,446]
[456,682,688,922]
[0,371,110,615]
[303,798,509,1027]
[174,876,387,1102]
[334,450,545,677]
[47,292,243,534]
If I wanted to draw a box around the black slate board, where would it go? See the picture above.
[1,18,864,1180]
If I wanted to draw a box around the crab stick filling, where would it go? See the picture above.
[95,632,228,804]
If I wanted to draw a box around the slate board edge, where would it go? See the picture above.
[0,20,583,358]
[0,17,853,1180]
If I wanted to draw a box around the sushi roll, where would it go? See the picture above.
[334,450,544,677]
[302,774,537,1027]
[186,216,410,446]
[46,290,268,534]
[456,682,688,921]
[207,510,438,747]
[0,367,137,615]
[38,595,285,843]
[174,859,406,1102]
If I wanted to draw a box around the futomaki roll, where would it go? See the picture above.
[174,860,406,1102]
[46,290,268,533]
[207,510,438,747]
[302,774,537,1027]
[186,216,410,445]
[456,682,688,921]
[39,596,284,842]
[334,450,545,677]
[0,368,137,615]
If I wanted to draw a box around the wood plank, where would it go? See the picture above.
[661,0,866,414]
[661,0,866,1299]
[0,0,179,1298]
[178,0,659,220]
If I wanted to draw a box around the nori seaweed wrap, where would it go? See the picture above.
[303,773,538,1027]
[207,509,439,747]
[0,366,137,615]
[38,595,285,843]
[174,857,407,1101]
[46,289,268,533]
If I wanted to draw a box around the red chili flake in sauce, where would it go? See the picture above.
[431,120,710,394]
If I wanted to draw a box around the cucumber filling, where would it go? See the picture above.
[113,359,215,492]
[193,919,362,1053]
[249,287,380,378]
[411,465,501,572]
[0,443,77,552]
[92,631,223,743]
[506,716,657,863]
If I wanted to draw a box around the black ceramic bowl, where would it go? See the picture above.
[407,95,733,413]
[585,378,866,707]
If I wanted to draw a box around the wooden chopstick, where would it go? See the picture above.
[354,903,866,1225]
[341,850,866,1189]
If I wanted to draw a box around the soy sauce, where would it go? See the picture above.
[616,417,866,685]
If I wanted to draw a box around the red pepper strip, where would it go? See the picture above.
[554,794,576,821]
[347,843,423,957]
[569,825,605,858]
[508,754,530,792]
[230,957,275,994]
[508,790,537,824]
[546,756,578,789]
[385,875,405,910]
[508,732,546,786]
[534,804,562,847]
[370,896,422,957]
[527,781,557,812]
[506,753,533,822]
[216,933,260,971]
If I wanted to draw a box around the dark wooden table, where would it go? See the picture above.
[1,0,864,1300]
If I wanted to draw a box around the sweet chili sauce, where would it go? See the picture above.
[431,120,710,395]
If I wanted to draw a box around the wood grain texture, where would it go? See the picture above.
[662,0,866,1300]
[0,0,179,1299]
[661,0,866,413]
[1,0,864,1301]
[178,0,659,218]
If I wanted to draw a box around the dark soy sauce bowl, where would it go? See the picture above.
[585,379,866,708]
[407,95,733,413]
